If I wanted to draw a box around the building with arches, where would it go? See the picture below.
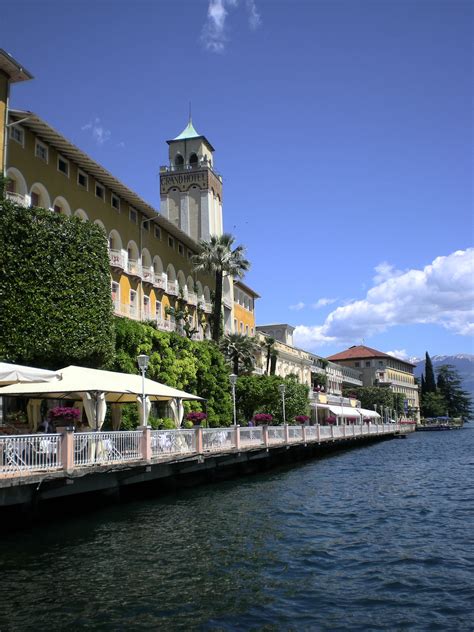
[1,49,260,342]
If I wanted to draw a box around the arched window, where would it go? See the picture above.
[189,153,198,168]
[52,196,71,216]
[30,183,51,209]
[6,167,27,203]
[174,154,184,167]
[74,209,88,222]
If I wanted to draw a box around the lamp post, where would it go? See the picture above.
[278,383,286,424]
[137,354,149,427]
[230,373,237,426]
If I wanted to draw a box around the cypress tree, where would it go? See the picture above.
[421,374,426,394]
[424,352,437,393]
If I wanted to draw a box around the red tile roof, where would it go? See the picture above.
[327,345,415,366]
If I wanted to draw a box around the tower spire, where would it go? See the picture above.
[189,101,192,124]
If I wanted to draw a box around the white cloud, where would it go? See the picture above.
[201,0,261,52]
[294,248,474,350]
[81,118,111,146]
[289,301,305,311]
[312,297,337,309]
[373,261,403,284]
[385,349,409,360]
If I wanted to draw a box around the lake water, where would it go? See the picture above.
[1,429,473,631]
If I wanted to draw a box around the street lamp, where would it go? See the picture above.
[137,354,149,427]
[230,373,237,426]
[278,383,286,424]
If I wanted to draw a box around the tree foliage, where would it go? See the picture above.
[235,374,309,424]
[0,198,114,369]
[423,351,437,393]
[436,364,472,419]
[220,333,258,375]
[342,386,405,414]
[113,317,233,426]
[421,392,447,418]
[192,233,250,341]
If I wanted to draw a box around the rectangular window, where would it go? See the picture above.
[129,208,137,224]
[111,281,120,309]
[10,126,24,146]
[154,225,161,240]
[354,362,360,367]
[168,236,174,249]
[187,249,193,260]
[53,205,62,214]
[178,243,184,256]
[35,140,48,162]
[111,194,120,211]
[365,361,371,367]
[77,170,88,189]
[57,155,69,176]
[95,183,105,199]
[155,300,162,320]
[143,295,150,318]
[143,218,150,231]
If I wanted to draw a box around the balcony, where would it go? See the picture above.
[203,301,212,314]
[167,281,178,296]
[6,191,29,207]
[160,161,221,180]
[109,250,125,270]
[127,260,141,278]
[187,291,197,306]
[141,268,154,284]
[153,273,167,291]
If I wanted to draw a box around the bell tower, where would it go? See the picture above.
[160,118,223,242]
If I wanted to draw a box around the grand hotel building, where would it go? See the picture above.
[0,49,258,339]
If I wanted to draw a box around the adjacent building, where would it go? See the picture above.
[327,345,420,419]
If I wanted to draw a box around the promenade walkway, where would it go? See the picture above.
[0,423,410,484]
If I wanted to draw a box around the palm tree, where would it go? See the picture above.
[192,233,250,342]
[220,333,259,375]
[261,336,276,374]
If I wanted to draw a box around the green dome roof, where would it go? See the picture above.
[173,119,201,141]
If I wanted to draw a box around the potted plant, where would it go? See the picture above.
[295,415,310,425]
[326,415,337,425]
[253,413,273,426]
[48,406,81,429]
[186,411,207,426]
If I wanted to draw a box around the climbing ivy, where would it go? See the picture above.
[113,317,233,426]
[0,199,115,369]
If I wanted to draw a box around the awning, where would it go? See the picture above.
[328,405,361,417]
[0,365,203,403]
[0,362,60,385]
[357,408,381,419]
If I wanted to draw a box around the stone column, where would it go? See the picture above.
[60,429,74,474]
[180,193,189,235]
[139,426,151,462]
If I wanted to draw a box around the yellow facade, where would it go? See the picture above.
[5,111,216,339]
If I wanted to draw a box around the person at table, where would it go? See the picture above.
[38,418,54,433]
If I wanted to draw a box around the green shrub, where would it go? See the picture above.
[0,199,114,369]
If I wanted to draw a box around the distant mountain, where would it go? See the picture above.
[414,354,474,403]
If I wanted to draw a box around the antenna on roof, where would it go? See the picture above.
[189,101,192,123]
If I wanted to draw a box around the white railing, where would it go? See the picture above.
[288,426,303,442]
[202,428,235,452]
[109,249,125,269]
[6,191,29,206]
[151,429,196,457]
[153,273,167,290]
[74,431,142,467]
[240,427,264,447]
[187,291,197,306]
[1,424,403,478]
[141,268,154,284]
[267,426,285,444]
[167,281,178,296]
[0,434,61,473]
[127,260,141,277]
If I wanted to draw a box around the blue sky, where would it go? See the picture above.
[3,0,473,360]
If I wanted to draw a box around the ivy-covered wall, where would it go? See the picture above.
[0,199,115,369]
[113,317,233,426]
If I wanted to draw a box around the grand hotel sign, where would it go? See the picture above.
[160,170,208,194]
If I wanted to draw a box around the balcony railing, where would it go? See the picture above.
[6,191,29,207]
[127,260,141,277]
[109,250,125,270]
[187,291,197,306]
[167,281,178,296]
[223,296,232,309]
[141,268,154,284]
[153,273,167,290]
